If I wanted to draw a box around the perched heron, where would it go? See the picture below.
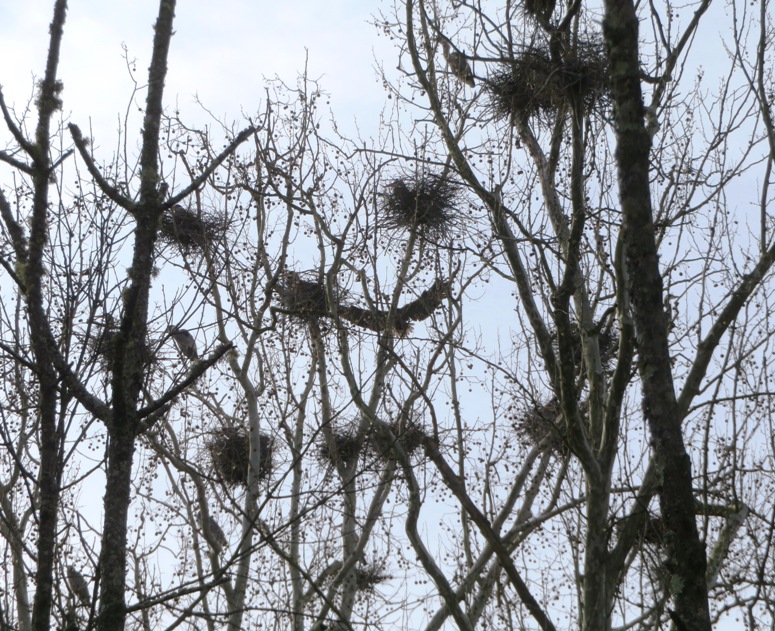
[441,39,475,87]
[167,326,198,360]
[67,565,91,609]
[196,510,228,554]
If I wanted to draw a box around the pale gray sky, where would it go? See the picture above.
[0,0,395,149]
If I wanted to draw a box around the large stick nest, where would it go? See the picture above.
[369,418,428,461]
[207,426,273,487]
[379,174,464,240]
[318,428,365,467]
[276,270,345,319]
[353,563,392,592]
[88,319,155,370]
[513,399,567,455]
[486,38,610,121]
[158,204,230,253]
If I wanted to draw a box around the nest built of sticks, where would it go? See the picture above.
[514,399,567,454]
[319,428,364,467]
[486,38,610,121]
[276,270,451,336]
[88,319,155,370]
[368,419,427,461]
[379,174,463,240]
[207,426,272,487]
[353,564,392,592]
[158,204,230,252]
[276,270,337,319]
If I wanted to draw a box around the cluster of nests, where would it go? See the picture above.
[157,204,230,254]
[485,36,611,122]
[318,420,428,467]
[276,269,451,337]
[206,426,273,487]
[514,326,619,454]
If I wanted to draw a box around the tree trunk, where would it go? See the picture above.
[602,0,711,627]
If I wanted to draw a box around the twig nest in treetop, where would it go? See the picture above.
[207,426,273,487]
[318,428,364,467]
[368,419,428,461]
[524,0,557,22]
[379,174,464,241]
[158,204,230,253]
[485,37,610,122]
[352,563,393,592]
[512,398,568,455]
[275,269,349,319]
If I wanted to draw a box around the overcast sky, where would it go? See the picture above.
[0,0,395,151]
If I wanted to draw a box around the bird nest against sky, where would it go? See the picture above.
[276,270,347,320]
[207,426,272,487]
[379,174,464,241]
[158,204,231,253]
[368,418,428,461]
[318,427,364,467]
[512,398,567,455]
[485,37,610,122]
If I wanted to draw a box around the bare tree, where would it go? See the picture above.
[1,0,775,629]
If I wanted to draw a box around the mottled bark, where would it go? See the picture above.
[96,2,176,628]
[602,0,711,628]
[26,2,69,629]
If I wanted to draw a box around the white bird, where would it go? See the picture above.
[67,565,91,609]
[196,510,228,554]
[168,326,198,360]
[441,39,475,87]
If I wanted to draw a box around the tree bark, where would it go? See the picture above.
[602,0,711,628]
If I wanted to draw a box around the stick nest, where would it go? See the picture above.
[319,428,365,466]
[369,419,428,461]
[486,39,610,121]
[208,427,273,487]
[379,174,463,240]
[513,399,567,454]
[353,563,392,592]
[276,270,346,319]
[88,320,155,370]
[158,204,230,253]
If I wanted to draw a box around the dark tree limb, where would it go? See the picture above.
[602,0,711,628]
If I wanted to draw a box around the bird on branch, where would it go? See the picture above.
[441,39,475,87]
[167,326,198,360]
[67,565,91,609]
[196,510,228,554]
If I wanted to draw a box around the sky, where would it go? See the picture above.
[0,0,396,151]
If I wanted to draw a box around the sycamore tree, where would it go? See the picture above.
[1,0,775,629]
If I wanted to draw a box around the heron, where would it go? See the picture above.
[441,39,475,87]
[67,565,91,609]
[167,326,198,360]
[196,510,228,554]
